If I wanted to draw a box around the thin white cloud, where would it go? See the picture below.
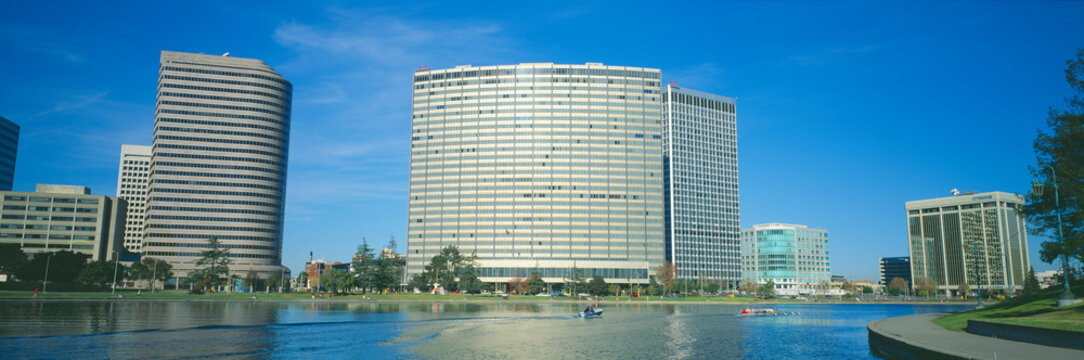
[0,22,84,63]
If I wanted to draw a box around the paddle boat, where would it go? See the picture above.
[739,307,799,316]
[578,307,604,319]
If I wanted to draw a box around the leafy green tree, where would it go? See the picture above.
[455,264,484,294]
[1022,48,1084,269]
[17,250,90,283]
[295,271,308,290]
[958,281,970,297]
[704,282,721,294]
[268,271,283,292]
[1024,267,1042,294]
[526,270,546,295]
[77,260,124,287]
[862,286,874,294]
[189,236,231,289]
[127,257,172,290]
[0,243,28,275]
[587,275,608,296]
[320,268,351,293]
[564,265,587,295]
[647,276,662,296]
[408,274,429,292]
[416,245,476,292]
[757,281,776,297]
[887,286,902,296]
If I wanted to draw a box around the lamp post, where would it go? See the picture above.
[964,245,983,308]
[111,250,120,295]
[151,261,157,293]
[43,253,53,294]
[1033,165,1080,307]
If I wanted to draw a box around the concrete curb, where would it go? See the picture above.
[867,315,972,360]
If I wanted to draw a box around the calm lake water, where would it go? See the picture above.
[0,299,969,359]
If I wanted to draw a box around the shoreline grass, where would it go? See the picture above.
[932,281,1084,332]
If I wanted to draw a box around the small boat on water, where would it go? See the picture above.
[578,308,604,319]
[740,307,799,316]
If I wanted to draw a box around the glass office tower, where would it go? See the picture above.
[408,63,664,285]
[905,191,1029,295]
[740,223,831,295]
[0,116,19,191]
[662,84,739,286]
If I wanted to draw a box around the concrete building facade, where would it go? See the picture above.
[408,63,665,285]
[142,51,291,280]
[116,144,151,253]
[662,84,739,285]
[0,185,125,261]
[0,116,19,191]
[905,191,1030,295]
[740,223,831,295]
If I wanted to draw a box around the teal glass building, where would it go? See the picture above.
[740,223,830,295]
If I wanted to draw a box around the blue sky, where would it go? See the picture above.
[1,1,1081,281]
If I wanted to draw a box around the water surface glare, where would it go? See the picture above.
[0,300,969,359]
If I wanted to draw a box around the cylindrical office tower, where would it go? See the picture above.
[408,63,664,286]
[143,51,291,280]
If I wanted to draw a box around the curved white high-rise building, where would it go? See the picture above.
[143,51,291,280]
[408,63,664,285]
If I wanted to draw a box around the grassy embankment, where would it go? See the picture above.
[932,280,1084,332]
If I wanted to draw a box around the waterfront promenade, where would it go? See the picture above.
[868,313,1084,359]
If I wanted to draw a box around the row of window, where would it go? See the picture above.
[1,214,97,222]
[162,65,291,87]
[160,74,290,97]
[145,223,276,233]
[156,143,283,158]
[148,215,277,225]
[156,152,283,168]
[150,197,278,208]
[415,67,660,81]
[0,224,95,231]
[160,83,289,102]
[146,232,276,242]
[157,126,285,143]
[151,206,278,216]
[4,196,99,204]
[142,250,278,259]
[154,161,281,175]
[158,100,286,118]
[158,117,285,134]
[144,242,278,251]
[153,187,282,200]
[155,179,281,192]
[157,108,286,127]
[154,134,282,150]
[2,205,98,213]
[0,233,95,240]
[154,170,281,184]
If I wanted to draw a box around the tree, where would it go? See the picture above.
[888,277,909,296]
[526,270,546,295]
[77,260,124,287]
[704,282,721,294]
[914,277,937,296]
[507,276,524,294]
[738,281,757,294]
[564,265,587,295]
[455,264,484,294]
[295,271,308,290]
[408,274,429,292]
[0,243,28,275]
[320,268,351,293]
[1024,267,1042,294]
[655,261,676,295]
[757,281,775,298]
[1022,48,1084,270]
[647,276,661,296]
[587,275,608,296]
[842,281,858,294]
[268,271,283,292]
[958,281,970,297]
[17,250,89,283]
[416,245,476,293]
[245,270,260,293]
[352,240,377,293]
[862,286,874,294]
[189,236,230,289]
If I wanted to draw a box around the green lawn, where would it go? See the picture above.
[932,281,1084,332]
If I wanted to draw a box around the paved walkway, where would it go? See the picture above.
[868,313,1084,359]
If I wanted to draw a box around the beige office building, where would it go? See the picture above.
[408,63,665,285]
[0,185,125,261]
[116,144,151,253]
[142,51,291,279]
[905,191,1030,295]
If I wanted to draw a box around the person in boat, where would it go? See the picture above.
[584,306,594,314]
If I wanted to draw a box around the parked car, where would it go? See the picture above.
[187,289,204,295]
[629,294,639,297]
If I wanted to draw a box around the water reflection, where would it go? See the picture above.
[0,300,971,359]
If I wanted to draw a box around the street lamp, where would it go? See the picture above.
[1033,165,1080,307]
[112,250,120,295]
[963,245,983,308]
[42,253,54,294]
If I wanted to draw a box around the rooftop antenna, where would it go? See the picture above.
[950,188,960,196]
